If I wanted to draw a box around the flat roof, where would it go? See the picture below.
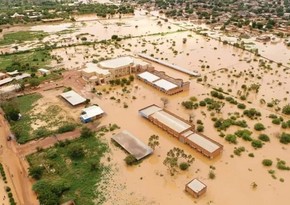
[139,104,162,118]
[14,73,31,80]
[83,63,110,75]
[0,77,13,86]
[153,79,178,91]
[81,105,104,120]
[98,56,134,69]
[138,71,160,83]
[38,68,50,72]
[187,133,221,153]
[151,110,191,133]
[60,90,86,106]
[112,130,153,160]
[187,179,206,193]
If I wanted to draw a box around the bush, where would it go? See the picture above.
[254,123,266,131]
[277,160,290,170]
[280,133,290,144]
[179,162,190,170]
[282,104,290,115]
[251,140,263,148]
[237,103,246,109]
[181,101,194,109]
[262,159,273,166]
[5,186,11,192]
[57,124,76,134]
[124,155,137,166]
[34,127,52,138]
[225,134,237,144]
[196,125,204,132]
[68,144,85,159]
[29,166,44,180]
[258,134,270,142]
[272,118,281,125]
[80,127,95,138]
[199,101,206,106]
[235,129,252,141]
[208,171,216,179]
[243,108,261,119]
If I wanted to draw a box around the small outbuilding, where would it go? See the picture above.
[80,105,104,123]
[60,90,86,106]
[38,68,51,76]
[185,178,207,198]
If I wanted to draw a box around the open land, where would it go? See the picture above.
[0,6,290,205]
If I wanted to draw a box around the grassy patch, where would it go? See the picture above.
[0,50,51,72]
[10,94,42,143]
[0,31,48,46]
[27,135,109,205]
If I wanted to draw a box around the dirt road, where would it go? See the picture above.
[0,114,38,205]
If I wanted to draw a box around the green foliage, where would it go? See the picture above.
[29,166,44,180]
[280,133,290,144]
[210,90,224,99]
[57,123,76,134]
[179,162,190,171]
[181,101,195,109]
[124,154,137,166]
[80,127,95,138]
[28,136,108,205]
[225,134,237,144]
[234,146,245,156]
[251,140,263,148]
[258,134,270,142]
[208,170,216,179]
[163,147,194,176]
[237,103,246,109]
[272,118,281,125]
[1,101,20,121]
[34,127,52,138]
[214,118,247,131]
[276,160,290,170]
[0,31,48,45]
[235,129,252,141]
[262,159,273,166]
[148,135,159,150]
[254,123,266,131]
[243,108,261,120]
[282,104,290,115]
[68,144,85,159]
[196,125,204,132]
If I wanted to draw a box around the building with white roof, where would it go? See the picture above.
[139,104,223,158]
[185,179,207,198]
[60,90,86,106]
[137,70,190,95]
[81,56,152,85]
[80,105,104,123]
[38,68,51,75]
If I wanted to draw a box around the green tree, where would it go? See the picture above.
[148,135,160,150]
[29,166,44,180]
[254,123,266,131]
[282,104,290,115]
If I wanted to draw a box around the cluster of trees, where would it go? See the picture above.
[163,147,194,176]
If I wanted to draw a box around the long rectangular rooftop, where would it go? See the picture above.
[137,71,160,83]
[151,110,191,133]
[153,79,178,91]
[112,130,153,160]
[187,133,221,153]
[60,90,86,106]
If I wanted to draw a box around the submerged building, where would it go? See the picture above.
[185,178,207,198]
[81,56,152,85]
[139,104,223,159]
[137,70,190,95]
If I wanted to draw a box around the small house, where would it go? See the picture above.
[185,179,207,198]
[38,68,51,76]
[80,105,104,123]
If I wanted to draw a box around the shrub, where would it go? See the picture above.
[5,186,11,192]
[272,118,281,125]
[234,147,245,156]
[237,103,246,109]
[225,134,237,144]
[262,159,273,166]
[182,101,194,109]
[196,125,204,132]
[258,134,270,142]
[280,133,290,144]
[199,101,206,106]
[243,108,261,119]
[80,127,95,138]
[208,171,216,179]
[282,104,290,115]
[57,124,76,134]
[254,123,265,131]
[179,162,190,170]
[277,160,290,170]
[68,144,85,159]
[248,153,254,157]
[235,129,252,141]
[281,122,288,129]
[251,140,263,148]
[124,155,137,166]
[29,166,44,180]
